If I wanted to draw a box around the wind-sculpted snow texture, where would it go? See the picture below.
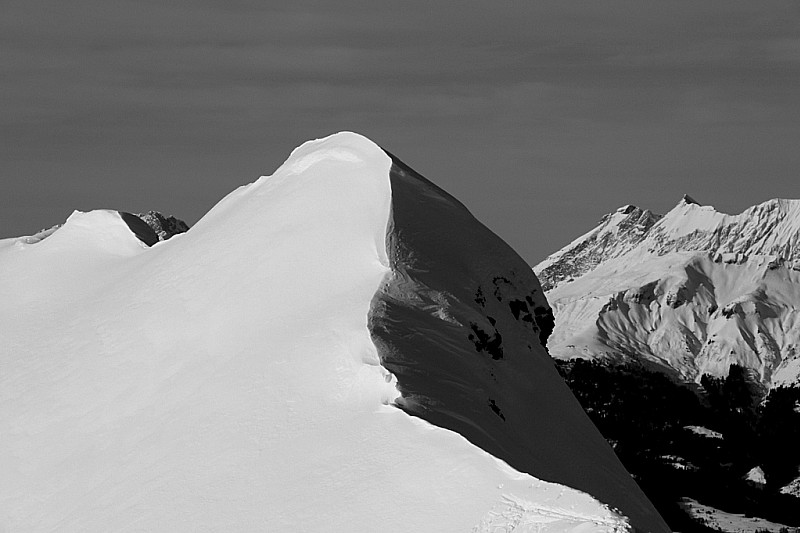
[370,155,669,533]
[535,196,800,388]
[0,133,642,532]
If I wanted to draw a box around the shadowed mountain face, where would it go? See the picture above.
[119,211,190,246]
[369,155,669,533]
[119,211,160,246]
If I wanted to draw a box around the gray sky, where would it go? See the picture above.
[3,1,800,264]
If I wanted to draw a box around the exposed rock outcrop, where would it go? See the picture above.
[135,211,190,242]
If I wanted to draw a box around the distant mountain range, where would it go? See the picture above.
[536,197,800,531]
[535,196,800,390]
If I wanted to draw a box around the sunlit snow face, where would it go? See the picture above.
[0,133,647,532]
[536,195,800,388]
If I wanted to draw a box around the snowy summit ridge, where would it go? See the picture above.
[535,196,800,388]
[0,132,666,532]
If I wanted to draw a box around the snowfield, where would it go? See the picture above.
[0,133,663,532]
[679,498,798,533]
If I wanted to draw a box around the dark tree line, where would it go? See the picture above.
[556,359,800,532]
[757,385,800,488]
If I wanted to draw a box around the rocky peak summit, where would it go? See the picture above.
[135,211,190,242]
[536,202,664,292]
[537,197,800,293]
[680,194,701,206]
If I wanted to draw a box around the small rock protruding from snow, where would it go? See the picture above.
[681,194,701,206]
[745,466,767,487]
[119,211,160,246]
[135,211,190,242]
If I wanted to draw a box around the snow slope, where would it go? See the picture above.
[535,197,800,388]
[679,498,799,533]
[0,132,663,532]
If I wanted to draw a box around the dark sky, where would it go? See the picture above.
[3,1,800,264]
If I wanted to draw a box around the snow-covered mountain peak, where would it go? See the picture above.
[7,209,189,249]
[275,131,377,176]
[11,209,150,255]
[0,132,666,532]
[649,196,800,262]
[535,203,663,291]
[538,196,800,293]
[535,195,800,390]
[256,131,378,180]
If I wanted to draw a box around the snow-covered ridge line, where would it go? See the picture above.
[0,132,657,532]
[8,209,189,247]
[537,196,800,293]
